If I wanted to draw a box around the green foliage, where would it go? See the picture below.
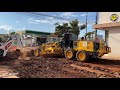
[84,31,95,40]
[10,32,16,35]
[54,19,86,37]
[69,19,80,36]
[54,22,71,37]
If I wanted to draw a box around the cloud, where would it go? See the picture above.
[27,17,69,25]
[46,17,54,20]
[60,12,78,18]
[27,18,52,24]
[16,21,20,23]
[0,25,13,34]
[0,25,12,31]
[22,27,26,30]
[80,13,91,17]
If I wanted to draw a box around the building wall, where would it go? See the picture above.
[98,12,120,58]
[107,27,120,57]
[98,12,120,24]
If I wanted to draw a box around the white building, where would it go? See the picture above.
[93,12,120,57]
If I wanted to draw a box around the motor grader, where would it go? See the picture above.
[64,39,111,62]
[34,31,111,62]
[64,31,111,62]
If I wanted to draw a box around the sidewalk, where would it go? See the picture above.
[101,54,120,60]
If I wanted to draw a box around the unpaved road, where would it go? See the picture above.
[0,47,120,78]
[0,54,120,78]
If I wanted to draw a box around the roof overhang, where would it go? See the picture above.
[93,22,120,30]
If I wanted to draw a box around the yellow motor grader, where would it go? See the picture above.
[34,31,111,62]
[64,31,111,62]
[64,39,111,62]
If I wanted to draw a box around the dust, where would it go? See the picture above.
[16,48,30,60]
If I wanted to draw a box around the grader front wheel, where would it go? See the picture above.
[76,51,89,62]
[65,48,75,60]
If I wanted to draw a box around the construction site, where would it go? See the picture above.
[0,12,120,78]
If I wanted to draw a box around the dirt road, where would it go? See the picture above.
[0,54,120,78]
[0,46,120,78]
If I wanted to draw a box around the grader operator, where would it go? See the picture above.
[34,30,111,62]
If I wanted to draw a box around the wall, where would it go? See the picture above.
[107,27,120,57]
[98,12,120,24]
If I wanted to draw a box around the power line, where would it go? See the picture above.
[17,12,96,26]
[24,12,72,21]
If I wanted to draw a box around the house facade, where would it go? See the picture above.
[93,12,120,57]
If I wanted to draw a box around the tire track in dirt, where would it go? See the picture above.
[58,58,120,78]
[70,64,117,78]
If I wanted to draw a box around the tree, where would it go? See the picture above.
[54,23,63,36]
[69,19,86,37]
[54,19,86,37]
[80,24,86,30]
[54,22,71,37]
[69,19,79,36]
[84,31,95,40]
[10,32,16,35]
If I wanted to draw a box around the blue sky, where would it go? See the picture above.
[0,12,104,37]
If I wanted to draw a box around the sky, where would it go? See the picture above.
[0,12,105,37]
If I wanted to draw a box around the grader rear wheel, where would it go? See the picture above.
[65,48,76,60]
[76,51,89,62]
[34,49,40,57]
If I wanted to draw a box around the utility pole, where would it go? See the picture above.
[85,12,88,40]
[95,12,98,39]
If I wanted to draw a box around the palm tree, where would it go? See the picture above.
[70,19,86,37]
[54,19,86,37]
[84,31,95,40]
